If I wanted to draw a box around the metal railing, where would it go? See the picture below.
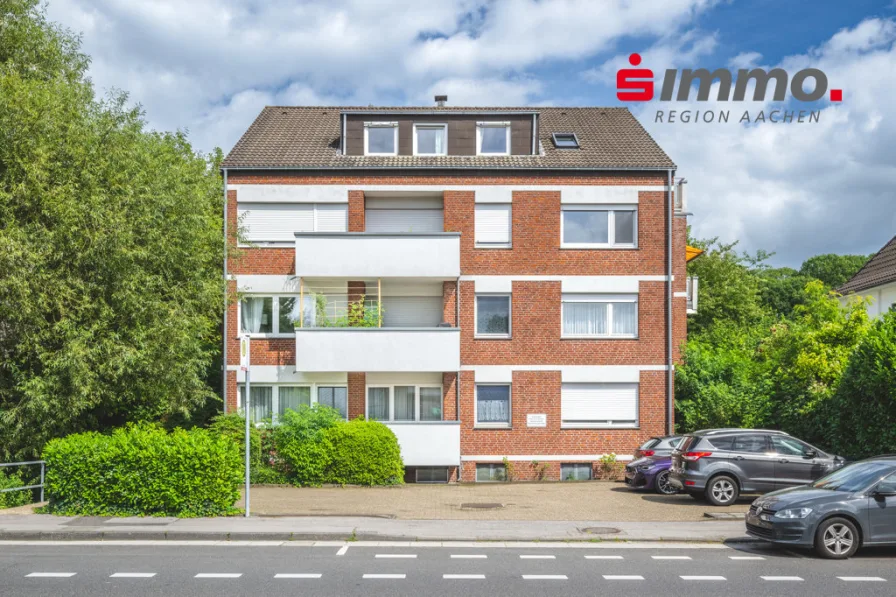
[0,460,45,503]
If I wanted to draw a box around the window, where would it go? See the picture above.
[734,435,770,453]
[413,124,447,155]
[561,463,593,481]
[877,472,896,494]
[476,122,510,155]
[318,386,348,419]
[475,204,512,247]
[241,295,311,335]
[237,385,318,423]
[561,383,638,428]
[366,385,443,422]
[476,384,511,427]
[771,435,812,457]
[415,467,449,483]
[552,133,580,149]
[476,295,511,337]
[703,436,735,450]
[278,386,311,415]
[476,463,507,482]
[561,206,637,248]
[237,202,347,243]
[364,122,398,155]
[561,294,637,338]
[239,385,273,423]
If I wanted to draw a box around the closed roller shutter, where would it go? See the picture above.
[315,204,348,231]
[475,204,511,245]
[382,296,443,327]
[238,203,313,242]
[366,209,444,233]
[561,383,638,427]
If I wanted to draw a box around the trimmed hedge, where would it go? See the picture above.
[273,405,343,486]
[323,419,404,486]
[42,423,242,517]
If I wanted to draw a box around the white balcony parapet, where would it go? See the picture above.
[686,276,699,314]
[295,328,460,372]
[385,422,460,467]
[295,232,461,278]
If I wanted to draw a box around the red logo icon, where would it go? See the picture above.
[616,53,654,102]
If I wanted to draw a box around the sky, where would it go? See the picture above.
[44,0,896,267]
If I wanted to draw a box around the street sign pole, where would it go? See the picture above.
[240,335,251,518]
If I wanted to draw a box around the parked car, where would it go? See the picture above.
[634,435,683,459]
[746,456,896,558]
[668,429,843,506]
[625,456,678,495]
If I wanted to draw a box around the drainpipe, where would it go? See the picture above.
[666,169,674,435]
[222,167,229,414]
[455,275,461,482]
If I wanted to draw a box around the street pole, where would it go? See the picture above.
[240,335,251,518]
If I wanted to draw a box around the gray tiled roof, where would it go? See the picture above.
[838,235,896,294]
[222,106,675,170]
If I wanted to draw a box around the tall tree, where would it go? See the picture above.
[799,253,872,289]
[0,0,224,459]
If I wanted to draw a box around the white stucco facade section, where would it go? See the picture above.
[228,365,347,384]
[295,234,460,278]
[385,423,460,466]
[230,184,348,203]
[296,329,460,372]
[840,281,896,318]
[235,275,299,293]
[462,365,669,383]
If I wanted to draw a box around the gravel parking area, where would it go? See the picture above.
[244,482,752,521]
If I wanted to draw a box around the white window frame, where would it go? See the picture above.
[560,382,639,429]
[560,293,639,339]
[560,205,637,249]
[476,121,511,156]
[476,463,508,482]
[561,463,593,481]
[412,123,448,156]
[316,385,349,421]
[237,383,313,425]
[364,384,444,422]
[238,294,301,338]
[364,121,399,156]
[474,293,512,339]
[474,383,512,428]
[474,203,512,248]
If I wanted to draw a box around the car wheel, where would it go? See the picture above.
[814,517,860,559]
[705,475,739,506]
[654,471,679,495]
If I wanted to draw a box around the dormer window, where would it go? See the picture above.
[364,122,398,156]
[476,121,511,156]
[413,123,447,155]
[552,133,580,149]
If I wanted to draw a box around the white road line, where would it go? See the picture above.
[25,573,76,578]
[838,577,886,582]
[729,556,765,560]
[519,554,555,559]
[680,576,726,581]
[522,575,568,580]
[375,554,417,559]
[586,555,624,560]
[603,575,644,580]
[443,574,486,579]
[651,555,692,560]
[451,554,488,559]
[762,576,803,581]
[363,574,406,579]
[195,573,243,578]
[110,573,157,578]
[336,545,349,556]
[274,573,322,579]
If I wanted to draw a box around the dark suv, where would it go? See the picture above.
[668,429,843,506]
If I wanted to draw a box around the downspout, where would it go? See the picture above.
[666,169,674,435]
[455,275,461,482]
[222,167,229,413]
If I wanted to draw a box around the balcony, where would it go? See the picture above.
[686,276,699,314]
[295,232,460,278]
[295,327,460,372]
[385,422,460,466]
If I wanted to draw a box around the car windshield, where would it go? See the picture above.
[811,461,895,492]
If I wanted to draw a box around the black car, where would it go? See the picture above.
[668,429,843,506]
[746,456,896,558]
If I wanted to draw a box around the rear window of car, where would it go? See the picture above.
[677,436,698,451]
[669,437,684,448]
[700,436,735,450]
[640,438,661,450]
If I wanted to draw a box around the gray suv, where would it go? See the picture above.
[668,429,844,506]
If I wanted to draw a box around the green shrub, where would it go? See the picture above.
[209,412,262,465]
[273,405,343,486]
[42,423,242,517]
[323,419,403,486]
[0,471,32,509]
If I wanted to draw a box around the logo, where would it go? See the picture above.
[617,53,841,124]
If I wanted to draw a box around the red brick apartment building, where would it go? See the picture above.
[221,100,695,483]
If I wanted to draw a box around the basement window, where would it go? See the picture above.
[552,132,580,149]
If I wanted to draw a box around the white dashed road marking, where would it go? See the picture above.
[274,573,322,579]
[195,573,242,578]
[603,575,644,580]
[651,555,691,560]
[451,554,487,559]
[585,555,624,560]
[522,575,568,580]
[26,573,76,578]
[729,556,765,560]
[681,576,726,581]
[519,555,555,559]
[110,573,156,578]
[762,576,803,581]
[363,574,407,579]
[838,577,886,582]
[443,574,486,579]
[336,545,349,556]
[375,554,417,559]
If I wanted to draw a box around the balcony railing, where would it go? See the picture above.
[686,276,699,314]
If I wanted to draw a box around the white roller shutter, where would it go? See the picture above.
[561,383,638,427]
[475,204,511,245]
[382,296,443,327]
[238,203,313,242]
[366,209,444,233]
[314,204,348,232]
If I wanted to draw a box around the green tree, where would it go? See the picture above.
[799,253,871,289]
[757,267,815,318]
[0,0,224,459]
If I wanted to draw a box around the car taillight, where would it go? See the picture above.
[682,451,712,461]
[641,450,655,457]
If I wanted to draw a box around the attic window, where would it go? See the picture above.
[552,133,580,149]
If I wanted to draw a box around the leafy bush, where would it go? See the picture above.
[42,423,242,516]
[0,471,32,509]
[323,419,403,486]
[209,413,261,464]
[273,405,344,486]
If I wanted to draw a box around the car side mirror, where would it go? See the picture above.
[803,449,817,458]
[873,489,896,499]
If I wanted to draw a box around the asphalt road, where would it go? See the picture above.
[0,541,894,596]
